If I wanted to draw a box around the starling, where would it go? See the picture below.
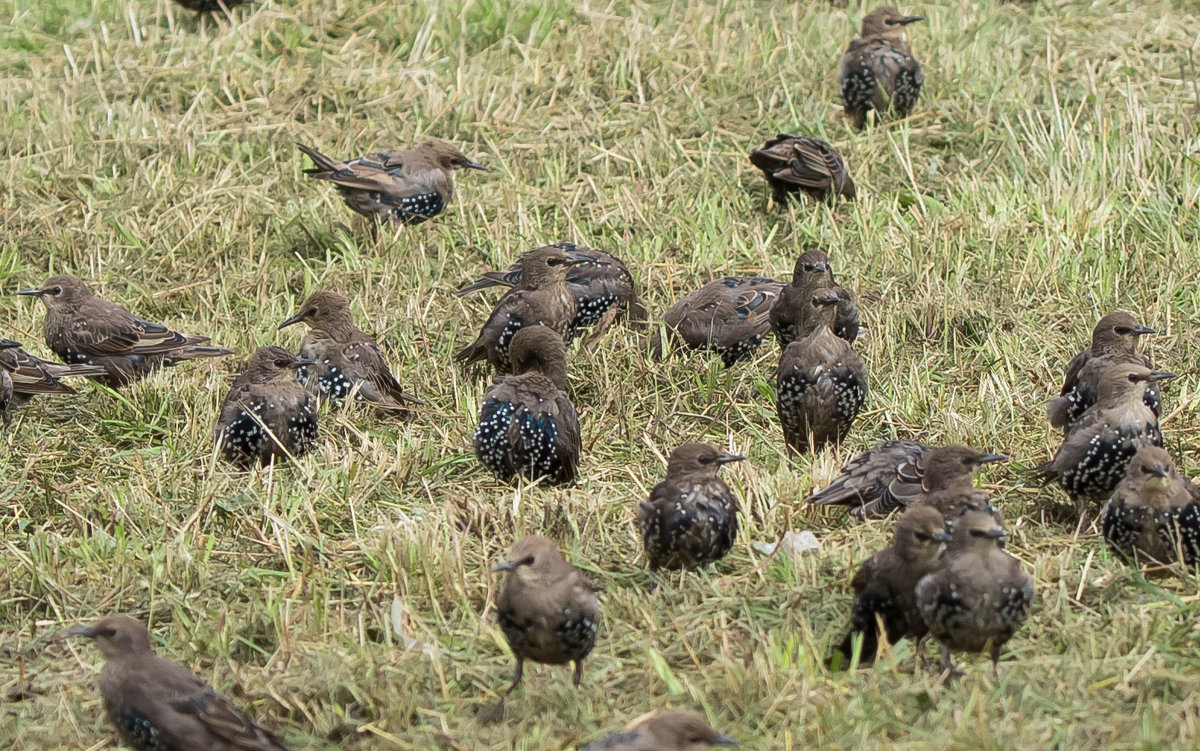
[1037,364,1176,510]
[1102,446,1200,568]
[17,275,234,388]
[277,291,419,414]
[455,246,578,372]
[769,249,860,347]
[457,242,649,336]
[905,446,1007,523]
[838,7,925,130]
[472,326,581,485]
[0,339,15,426]
[68,615,293,751]
[775,288,867,453]
[297,140,486,226]
[831,506,951,666]
[651,276,784,367]
[748,134,857,204]
[915,511,1034,676]
[1047,311,1157,430]
[581,710,737,751]
[171,0,252,11]
[214,346,319,468]
[637,443,744,571]
[0,339,106,410]
[488,535,600,718]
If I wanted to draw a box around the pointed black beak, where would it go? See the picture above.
[979,453,1007,464]
[899,15,924,24]
[1132,325,1155,335]
[278,313,305,330]
[16,288,44,297]
[464,159,489,171]
[984,527,1007,539]
[818,294,841,306]
[0,339,21,350]
[716,452,745,465]
[292,357,315,368]
[712,735,738,747]
[490,560,519,574]
[1148,465,1170,478]
[934,531,953,543]
[67,625,96,639]
[1147,371,1178,382]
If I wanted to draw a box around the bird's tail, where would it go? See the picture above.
[454,338,487,367]
[296,143,340,174]
[169,346,236,362]
[456,272,515,297]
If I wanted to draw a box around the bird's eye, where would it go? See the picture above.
[521,555,536,566]
[273,358,290,368]
[102,627,117,637]
[306,308,317,317]
[698,454,714,464]
[913,531,930,542]
[803,264,816,271]
[49,287,62,295]
[1114,326,1131,335]
[547,258,564,266]
[1128,373,1139,382]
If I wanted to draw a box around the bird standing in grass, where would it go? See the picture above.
[0,339,106,411]
[1102,446,1200,568]
[214,346,318,468]
[838,6,925,130]
[69,615,294,751]
[638,443,744,571]
[1047,311,1157,430]
[297,139,486,226]
[581,710,737,751]
[17,275,234,388]
[905,446,1007,525]
[803,439,931,516]
[769,249,860,347]
[749,135,856,204]
[651,277,784,367]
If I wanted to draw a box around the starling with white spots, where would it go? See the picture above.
[1102,446,1200,568]
[214,346,319,468]
[0,338,106,412]
[1047,311,1157,430]
[838,7,924,130]
[651,276,783,367]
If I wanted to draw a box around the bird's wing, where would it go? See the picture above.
[343,339,419,405]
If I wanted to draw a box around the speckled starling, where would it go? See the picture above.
[68,615,293,751]
[1102,446,1200,568]
[581,710,737,751]
[0,339,106,411]
[473,326,580,485]
[214,346,319,468]
[1047,311,1157,430]
[297,139,486,226]
[775,288,867,453]
[804,439,931,517]
[637,443,744,571]
[832,506,951,666]
[749,134,856,204]
[1037,364,1175,510]
[769,249,860,347]
[838,7,924,130]
[0,340,15,426]
[455,246,578,372]
[17,275,234,388]
[651,276,784,367]
[906,446,1007,525]
[915,511,1034,676]
[278,291,419,414]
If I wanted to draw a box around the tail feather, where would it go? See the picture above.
[296,143,340,174]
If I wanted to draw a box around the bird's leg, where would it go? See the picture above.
[990,643,1001,680]
[572,659,584,689]
[938,644,961,681]
[478,658,524,724]
[915,636,929,671]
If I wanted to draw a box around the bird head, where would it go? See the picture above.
[17,275,93,312]
[1096,364,1176,405]
[790,249,832,286]
[278,291,355,337]
[418,139,488,172]
[1090,310,1154,355]
[491,535,568,587]
[801,288,841,331]
[68,615,154,659]
[896,506,952,562]
[507,325,568,388]
[921,445,1006,492]
[1128,446,1175,495]
[517,246,579,288]
[947,508,1006,551]
[860,6,924,37]
[665,442,744,480]
[634,710,738,750]
[241,346,314,384]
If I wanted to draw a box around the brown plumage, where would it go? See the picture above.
[69,615,293,751]
[581,711,737,751]
[171,0,252,11]
[638,443,744,571]
[0,339,106,410]
[774,288,867,453]
[17,275,233,388]
[297,139,486,226]
[651,276,784,367]
[1102,446,1200,568]
[803,439,931,516]
[277,291,419,414]
[838,7,925,130]
[455,246,578,371]
[916,511,1034,676]
[769,249,860,347]
[749,134,856,204]
[831,506,951,666]
[214,347,319,468]
[905,446,1007,525]
[1047,311,1157,430]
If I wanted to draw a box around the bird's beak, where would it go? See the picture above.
[1149,465,1170,478]
[293,357,315,368]
[278,313,305,330]
[819,294,841,306]
[1147,371,1178,382]
[812,263,828,273]
[898,15,924,24]
[490,560,519,573]
[716,452,745,465]
[984,528,1007,539]
[934,531,954,543]
[16,288,44,297]
[979,453,1007,464]
[0,339,21,349]
[67,625,96,638]
[464,160,489,171]
[712,735,739,747]
[1132,325,1155,335]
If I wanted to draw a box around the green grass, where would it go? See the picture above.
[3,0,1200,748]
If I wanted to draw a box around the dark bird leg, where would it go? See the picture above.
[571,659,584,689]
[478,657,524,724]
[990,642,1001,679]
[938,644,961,680]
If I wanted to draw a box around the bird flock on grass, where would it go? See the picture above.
[16,3,1190,750]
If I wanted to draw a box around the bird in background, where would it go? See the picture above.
[769,248,860,347]
[214,346,319,468]
[838,6,925,130]
[749,134,857,204]
[651,276,784,367]
[0,339,106,413]
[278,291,420,415]
[1102,446,1200,569]
[17,275,233,388]
[297,139,486,226]
[638,442,744,571]
[581,710,737,751]
[1047,311,1157,430]
[68,615,294,751]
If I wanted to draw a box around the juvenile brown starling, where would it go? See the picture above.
[297,140,485,226]
[1102,446,1200,568]
[277,291,419,414]
[637,443,744,571]
[488,535,600,717]
[749,134,857,204]
[1037,364,1176,510]
[1047,311,1157,430]
[832,506,951,666]
[473,326,581,485]
[906,446,1007,522]
[769,249,861,347]
[17,275,234,388]
[457,242,649,336]
[915,511,1034,676]
[581,710,737,751]
[651,276,784,367]
[804,439,931,516]
[0,339,106,410]
[69,615,293,751]
[455,246,578,372]
[0,340,15,426]
[775,288,867,453]
[838,7,925,130]
[214,347,319,468]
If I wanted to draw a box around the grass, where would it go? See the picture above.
[3,0,1200,748]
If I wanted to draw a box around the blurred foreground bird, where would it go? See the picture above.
[69,615,293,751]
[838,6,925,130]
[214,347,318,468]
[749,134,856,204]
[17,275,233,388]
[1102,446,1200,568]
[769,249,860,347]
[297,139,486,226]
[638,443,744,571]
[278,291,419,415]
[651,277,784,367]
[1047,311,1157,430]
[581,710,737,751]
[171,0,252,11]
[0,339,106,412]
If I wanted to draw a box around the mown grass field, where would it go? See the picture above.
[3,0,1200,748]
